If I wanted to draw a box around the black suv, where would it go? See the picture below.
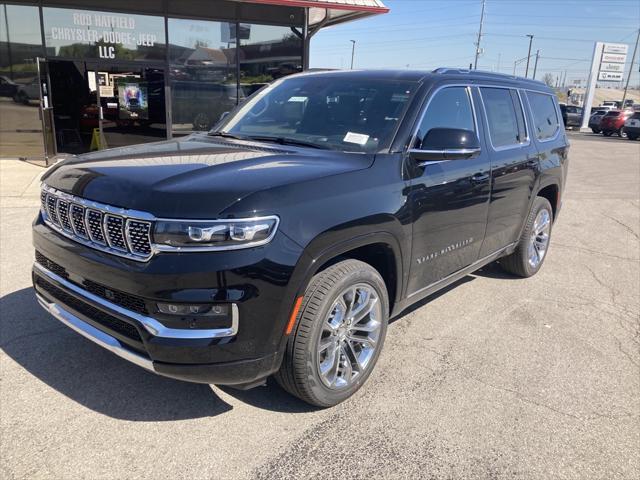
[33,69,568,407]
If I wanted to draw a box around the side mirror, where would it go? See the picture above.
[409,128,481,162]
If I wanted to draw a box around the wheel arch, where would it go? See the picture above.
[299,232,404,315]
[536,182,559,220]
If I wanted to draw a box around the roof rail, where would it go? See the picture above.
[432,68,543,84]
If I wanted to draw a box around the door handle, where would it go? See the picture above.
[471,172,490,183]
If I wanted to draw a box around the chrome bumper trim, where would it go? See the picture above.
[33,262,239,340]
[35,292,154,372]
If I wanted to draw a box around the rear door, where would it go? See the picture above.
[405,85,491,295]
[476,86,539,257]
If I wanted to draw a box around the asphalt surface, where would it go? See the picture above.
[1,133,639,479]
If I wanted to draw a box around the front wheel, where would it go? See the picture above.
[618,128,627,138]
[499,197,553,278]
[591,127,600,134]
[628,134,639,141]
[275,259,389,407]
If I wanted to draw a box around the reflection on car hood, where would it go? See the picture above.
[42,134,374,218]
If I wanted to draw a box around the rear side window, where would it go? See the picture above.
[480,87,522,148]
[527,91,560,140]
[415,86,475,148]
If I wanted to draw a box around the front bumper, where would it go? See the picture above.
[33,263,280,386]
[32,214,305,386]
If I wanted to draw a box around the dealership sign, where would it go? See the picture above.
[43,7,165,61]
[598,71,624,81]
[597,43,628,82]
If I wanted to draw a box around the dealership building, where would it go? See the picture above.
[0,0,388,161]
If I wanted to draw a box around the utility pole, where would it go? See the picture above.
[474,0,486,69]
[497,53,501,72]
[532,50,540,79]
[524,34,534,78]
[621,28,640,109]
[349,40,356,69]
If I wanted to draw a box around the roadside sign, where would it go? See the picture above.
[597,42,628,82]
[598,71,624,81]
[603,43,628,54]
[599,62,625,73]
[602,53,626,63]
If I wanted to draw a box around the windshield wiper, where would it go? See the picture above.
[244,136,331,150]
[207,131,247,140]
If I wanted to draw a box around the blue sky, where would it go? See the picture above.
[309,0,640,87]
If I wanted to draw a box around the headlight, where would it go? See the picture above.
[153,216,279,251]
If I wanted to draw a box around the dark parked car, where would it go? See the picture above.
[588,108,610,133]
[0,75,18,98]
[623,112,640,140]
[33,69,568,407]
[560,104,583,128]
[600,110,634,137]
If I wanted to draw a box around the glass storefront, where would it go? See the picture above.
[0,4,45,158]
[0,2,304,159]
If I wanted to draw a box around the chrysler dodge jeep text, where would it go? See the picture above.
[33,69,568,407]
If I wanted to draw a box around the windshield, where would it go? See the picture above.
[214,75,418,153]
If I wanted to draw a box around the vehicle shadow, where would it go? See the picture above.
[0,287,313,420]
[389,275,476,325]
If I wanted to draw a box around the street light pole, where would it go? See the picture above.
[350,40,356,69]
[524,34,534,78]
[474,0,486,69]
[621,28,640,109]
[532,50,540,79]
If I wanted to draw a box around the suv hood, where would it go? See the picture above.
[42,135,374,218]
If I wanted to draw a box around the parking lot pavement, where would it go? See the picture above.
[1,133,638,480]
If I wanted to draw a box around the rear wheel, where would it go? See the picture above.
[499,197,553,278]
[628,134,639,140]
[618,128,627,138]
[275,259,389,407]
[591,127,600,134]
[602,131,613,137]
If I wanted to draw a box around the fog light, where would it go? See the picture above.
[156,303,229,317]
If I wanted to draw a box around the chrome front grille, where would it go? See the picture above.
[104,214,127,251]
[40,186,154,262]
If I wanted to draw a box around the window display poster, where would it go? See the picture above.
[117,80,148,120]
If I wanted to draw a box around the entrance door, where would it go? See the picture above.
[47,60,167,155]
[37,58,57,162]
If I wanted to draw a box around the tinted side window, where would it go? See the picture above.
[480,87,520,148]
[415,86,474,148]
[527,91,560,140]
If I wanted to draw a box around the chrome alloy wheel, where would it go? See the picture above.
[317,284,383,389]
[528,208,551,269]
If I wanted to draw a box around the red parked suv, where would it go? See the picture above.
[600,110,633,137]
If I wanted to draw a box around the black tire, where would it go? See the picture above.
[591,128,600,134]
[602,131,613,137]
[275,259,389,407]
[618,128,627,138]
[499,197,553,278]
[628,134,639,141]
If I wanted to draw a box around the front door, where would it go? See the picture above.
[405,85,491,296]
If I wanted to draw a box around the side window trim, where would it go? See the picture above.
[408,84,478,152]
[478,86,531,152]
[515,89,530,143]
[523,89,561,143]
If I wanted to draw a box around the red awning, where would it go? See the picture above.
[236,0,389,27]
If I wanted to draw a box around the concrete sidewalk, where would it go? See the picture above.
[0,160,43,208]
